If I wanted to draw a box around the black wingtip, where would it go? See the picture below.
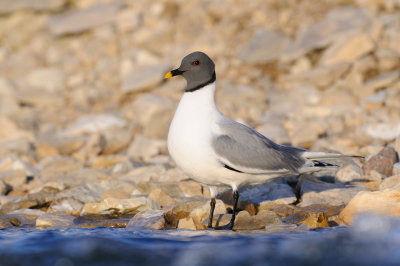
[312,160,338,167]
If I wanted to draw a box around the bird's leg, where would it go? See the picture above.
[215,189,239,230]
[208,197,216,228]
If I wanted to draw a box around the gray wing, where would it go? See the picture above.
[213,119,306,174]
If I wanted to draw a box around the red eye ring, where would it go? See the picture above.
[193,60,200,66]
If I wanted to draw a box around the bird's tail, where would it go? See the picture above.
[302,151,364,160]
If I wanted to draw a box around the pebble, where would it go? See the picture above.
[81,196,158,215]
[36,212,75,228]
[0,0,66,14]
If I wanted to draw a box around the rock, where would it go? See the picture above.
[335,163,365,183]
[24,67,66,93]
[0,217,13,229]
[282,7,370,61]
[233,210,282,230]
[101,129,131,155]
[238,30,291,64]
[363,122,400,141]
[376,48,400,71]
[260,204,299,218]
[190,199,226,229]
[81,196,157,215]
[165,197,208,222]
[48,2,124,35]
[56,184,104,204]
[38,156,84,182]
[36,213,75,228]
[264,223,308,234]
[120,164,166,183]
[148,189,179,208]
[159,167,190,183]
[2,209,45,227]
[300,204,345,226]
[177,217,197,230]
[361,71,400,98]
[126,210,165,230]
[0,0,65,14]
[128,135,166,161]
[131,93,175,138]
[0,117,33,144]
[285,62,351,88]
[379,175,400,191]
[319,32,374,66]
[239,181,297,205]
[297,174,366,207]
[61,114,126,136]
[47,197,84,216]
[116,8,141,33]
[74,214,130,229]
[283,210,329,228]
[393,163,400,175]
[362,147,397,177]
[121,64,170,93]
[340,190,400,225]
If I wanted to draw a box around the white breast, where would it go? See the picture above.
[167,83,224,185]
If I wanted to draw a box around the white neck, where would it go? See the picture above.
[178,82,219,118]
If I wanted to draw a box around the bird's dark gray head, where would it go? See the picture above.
[164,51,216,92]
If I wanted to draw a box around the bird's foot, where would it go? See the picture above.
[214,221,234,231]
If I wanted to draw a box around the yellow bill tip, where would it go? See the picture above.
[164,71,173,79]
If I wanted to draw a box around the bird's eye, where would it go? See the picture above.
[193,60,200,66]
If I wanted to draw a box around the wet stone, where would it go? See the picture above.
[283,210,329,228]
[36,213,75,228]
[74,214,131,229]
[126,210,166,230]
[233,210,282,230]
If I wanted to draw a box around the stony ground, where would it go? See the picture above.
[0,0,399,231]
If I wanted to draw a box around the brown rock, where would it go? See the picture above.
[74,214,130,229]
[177,217,197,230]
[148,189,179,208]
[190,199,226,229]
[362,147,397,177]
[165,197,208,221]
[261,204,299,218]
[340,190,400,224]
[36,213,75,228]
[233,210,282,230]
[283,210,329,228]
[81,197,157,215]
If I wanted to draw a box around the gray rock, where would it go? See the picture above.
[239,180,297,205]
[48,2,124,36]
[73,214,130,229]
[121,64,171,93]
[0,0,66,14]
[282,7,370,61]
[47,197,84,216]
[393,163,400,175]
[297,174,366,207]
[126,210,166,230]
[56,184,104,204]
[238,30,291,64]
[36,213,75,228]
[362,71,400,95]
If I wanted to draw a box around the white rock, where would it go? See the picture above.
[128,135,166,161]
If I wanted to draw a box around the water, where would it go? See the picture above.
[1,215,400,266]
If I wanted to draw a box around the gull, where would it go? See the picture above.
[165,51,357,230]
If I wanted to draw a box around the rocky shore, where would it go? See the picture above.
[0,0,399,231]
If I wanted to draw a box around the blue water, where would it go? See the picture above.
[0,220,399,266]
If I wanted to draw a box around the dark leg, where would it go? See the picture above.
[215,190,239,230]
[208,197,216,228]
